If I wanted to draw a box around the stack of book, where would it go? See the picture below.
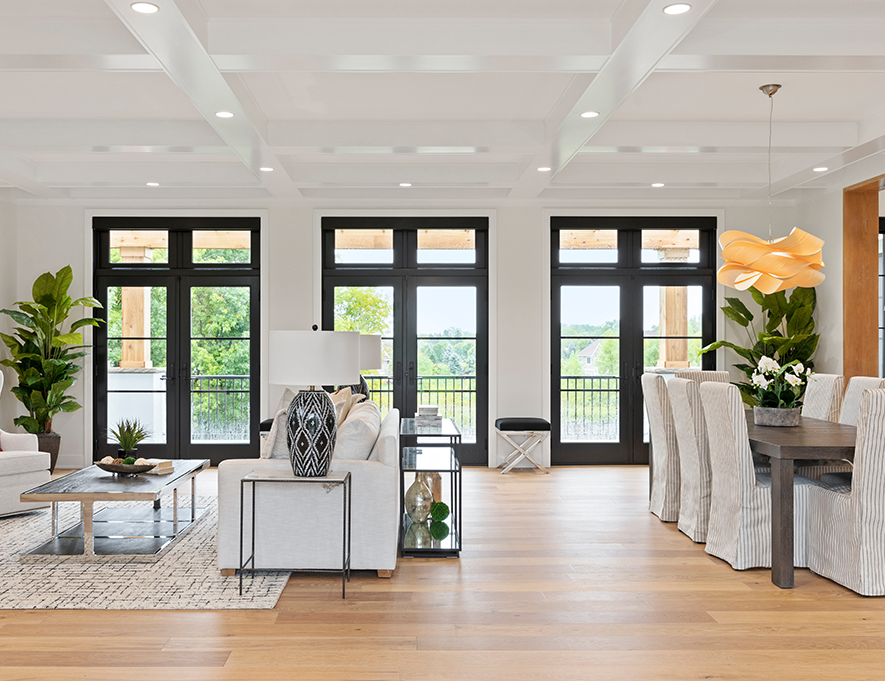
[144,459,174,475]
[415,404,442,426]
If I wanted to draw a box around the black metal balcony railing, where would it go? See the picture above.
[364,375,477,442]
[189,374,478,443]
[560,375,619,442]
[191,375,250,442]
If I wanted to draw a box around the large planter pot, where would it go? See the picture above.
[753,406,801,427]
[37,432,61,473]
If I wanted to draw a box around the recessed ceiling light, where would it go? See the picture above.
[399,183,412,187]
[580,111,600,119]
[813,167,828,172]
[259,167,274,172]
[215,111,234,118]
[131,2,159,13]
[537,167,552,172]
[146,182,159,186]
[651,183,665,188]
[663,3,692,15]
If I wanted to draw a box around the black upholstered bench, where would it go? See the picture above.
[494,417,551,474]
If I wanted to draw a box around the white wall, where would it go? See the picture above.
[0,200,16,429]
[3,198,845,468]
[495,207,549,466]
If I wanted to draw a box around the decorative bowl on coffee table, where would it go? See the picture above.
[95,462,155,476]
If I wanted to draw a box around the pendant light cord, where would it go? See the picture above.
[767,91,774,243]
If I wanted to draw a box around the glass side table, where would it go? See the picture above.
[400,443,462,558]
[239,469,351,598]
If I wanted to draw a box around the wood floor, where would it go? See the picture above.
[1,466,883,680]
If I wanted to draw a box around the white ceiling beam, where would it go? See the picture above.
[268,121,544,152]
[509,0,720,198]
[207,19,609,57]
[0,154,66,199]
[4,52,885,75]
[103,0,300,198]
[0,121,228,153]
[659,54,885,73]
[743,132,885,200]
[587,121,857,150]
[675,19,885,57]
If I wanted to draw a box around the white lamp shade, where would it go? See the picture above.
[359,335,383,371]
[269,330,360,386]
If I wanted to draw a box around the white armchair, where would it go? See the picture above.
[0,429,51,516]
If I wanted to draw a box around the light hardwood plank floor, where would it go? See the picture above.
[4,466,884,680]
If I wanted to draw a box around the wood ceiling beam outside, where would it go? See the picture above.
[110,230,251,249]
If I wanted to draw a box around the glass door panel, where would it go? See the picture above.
[189,286,251,444]
[333,285,396,416]
[100,284,170,457]
[416,286,478,443]
[559,286,621,445]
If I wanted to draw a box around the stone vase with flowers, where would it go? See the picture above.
[751,356,813,427]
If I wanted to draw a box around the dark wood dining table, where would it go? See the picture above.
[744,411,856,589]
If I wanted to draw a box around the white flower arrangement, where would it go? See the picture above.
[751,356,812,409]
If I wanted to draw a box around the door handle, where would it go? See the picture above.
[161,363,174,381]
[395,361,402,385]
[408,361,416,385]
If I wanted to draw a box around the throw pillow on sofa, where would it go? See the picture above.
[333,400,382,461]
[331,386,366,426]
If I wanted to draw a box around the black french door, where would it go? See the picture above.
[551,218,717,465]
[322,218,489,465]
[93,219,260,465]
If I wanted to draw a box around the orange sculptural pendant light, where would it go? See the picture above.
[717,85,825,294]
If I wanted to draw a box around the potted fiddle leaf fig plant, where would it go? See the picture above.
[700,286,819,407]
[0,265,103,472]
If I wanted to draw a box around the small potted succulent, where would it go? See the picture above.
[108,418,150,461]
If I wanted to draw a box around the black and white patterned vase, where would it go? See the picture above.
[286,390,337,477]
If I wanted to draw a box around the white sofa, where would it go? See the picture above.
[0,429,51,517]
[217,408,400,577]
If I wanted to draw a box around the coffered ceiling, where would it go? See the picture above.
[2,0,885,205]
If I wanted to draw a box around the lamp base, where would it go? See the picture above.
[285,389,337,477]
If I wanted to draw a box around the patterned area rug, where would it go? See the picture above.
[0,497,289,609]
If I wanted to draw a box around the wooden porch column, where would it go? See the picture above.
[120,247,152,369]
[843,177,883,380]
[658,286,689,368]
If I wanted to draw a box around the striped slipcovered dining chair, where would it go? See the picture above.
[668,378,714,543]
[699,382,819,569]
[674,370,730,384]
[807,388,885,595]
[801,373,845,422]
[795,373,852,481]
[839,376,885,426]
[641,374,679,523]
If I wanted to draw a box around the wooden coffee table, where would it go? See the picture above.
[20,459,209,562]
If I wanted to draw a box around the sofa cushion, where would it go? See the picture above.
[331,387,366,426]
[0,450,50,476]
[260,409,290,460]
[334,400,382,461]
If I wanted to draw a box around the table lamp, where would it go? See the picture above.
[348,334,383,398]
[269,329,360,477]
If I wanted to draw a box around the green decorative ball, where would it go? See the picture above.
[122,457,136,465]
[430,502,450,521]
[429,520,449,541]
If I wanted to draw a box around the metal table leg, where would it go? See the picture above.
[82,501,94,557]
